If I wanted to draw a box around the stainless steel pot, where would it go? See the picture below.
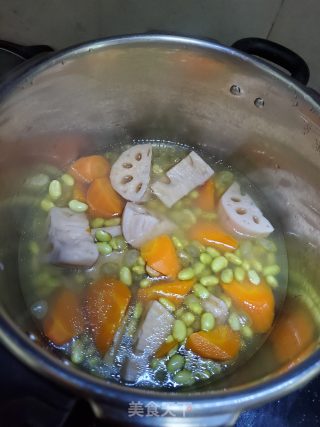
[0,34,320,426]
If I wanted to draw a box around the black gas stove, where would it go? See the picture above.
[0,40,319,427]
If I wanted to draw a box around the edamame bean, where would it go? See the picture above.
[140,274,151,285]
[61,174,75,186]
[234,267,245,282]
[96,242,112,255]
[193,283,210,299]
[172,235,184,249]
[220,294,232,308]
[206,247,220,258]
[181,312,195,326]
[200,275,219,287]
[221,268,234,284]
[211,256,228,273]
[242,260,250,271]
[132,265,145,275]
[189,190,199,199]
[91,217,104,228]
[185,244,200,258]
[175,307,185,318]
[25,173,49,190]
[241,325,253,339]
[133,302,143,319]
[228,313,241,331]
[263,265,280,276]
[195,369,211,380]
[193,262,205,276]
[174,370,195,386]
[189,302,203,315]
[40,198,54,212]
[150,358,161,370]
[178,250,192,267]
[166,335,174,343]
[187,327,194,336]
[137,256,146,266]
[178,267,195,280]
[200,253,212,265]
[240,241,253,258]
[182,208,197,225]
[251,259,263,272]
[48,180,62,201]
[152,164,163,174]
[172,319,187,342]
[119,266,132,286]
[248,270,261,285]
[201,312,215,331]
[104,217,121,226]
[159,297,175,312]
[110,236,127,251]
[95,229,111,242]
[167,354,185,373]
[225,253,242,266]
[68,199,88,213]
[266,275,279,288]
[191,240,206,253]
[258,238,277,252]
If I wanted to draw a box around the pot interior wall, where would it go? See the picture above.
[0,37,320,392]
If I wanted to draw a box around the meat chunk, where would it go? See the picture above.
[122,301,174,382]
[151,151,214,207]
[48,207,98,267]
[202,295,229,324]
[110,144,152,202]
[122,202,176,248]
[218,182,274,239]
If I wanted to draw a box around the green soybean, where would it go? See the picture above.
[172,235,184,250]
[104,217,121,226]
[166,335,174,343]
[206,247,220,258]
[91,217,104,228]
[234,267,245,282]
[174,370,195,386]
[159,297,175,312]
[152,164,163,174]
[228,313,241,331]
[248,270,261,285]
[181,312,195,326]
[137,256,146,266]
[133,303,143,319]
[258,238,277,252]
[68,199,88,213]
[96,242,112,255]
[201,312,215,331]
[40,198,54,212]
[173,319,187,342]
[175,307,185,318]
[110,236,127,251]
[241,325,253,339]
[193,262,205,276]
[225,253,242,266]
[150,358,161,370]
[178,268,195,280]
[187,327,194,336]
[185,295,203,315]
[200,253,212,265]
[242,260,251,271]
[200,275,219,287]
[189,190,199,199]
[48,180,62,201]
[221,268,234,284]
[251,259,263,272]
[193,283,210,299]
[263,265,281,276]
[132,265,145,275]
[211,256,228,273]
[61,174,75,186]
[266,275,279,288]
[119,266,132,286]
[95,229,111,242]
[167,354,185,373]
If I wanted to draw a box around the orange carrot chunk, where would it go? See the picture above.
[70,155,110,184]
[73,180,88,203]
[43,289,84,346]
[270,300,315,364]
[222,279,275,333]
[188,221,238,252]
[86,277,131,354]
[141,235,181,278]
[137,279,195,305]
[155,339,178,358]
[186,326,240,360]
[196,179,215,211]
[87,177,124,218]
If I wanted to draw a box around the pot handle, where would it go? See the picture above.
[0,40,53,60]
[232,37,310,85]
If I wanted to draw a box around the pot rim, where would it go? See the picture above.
[1,33,320,413]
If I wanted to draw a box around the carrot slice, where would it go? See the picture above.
[270,299,315,364]
[70,155,110,184]
[222,279,275,333]
[188,221,238,252]
[137,279,195,305]
[43,289,84,346]
[155,339,178,358]
[141,235,181,278]
[86,277,131,354]
[87,177,124,218]
[73,180,87,203]
[186,326,240,360]
[196,179,215,211]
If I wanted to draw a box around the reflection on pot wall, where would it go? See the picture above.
[1,0,320,91]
